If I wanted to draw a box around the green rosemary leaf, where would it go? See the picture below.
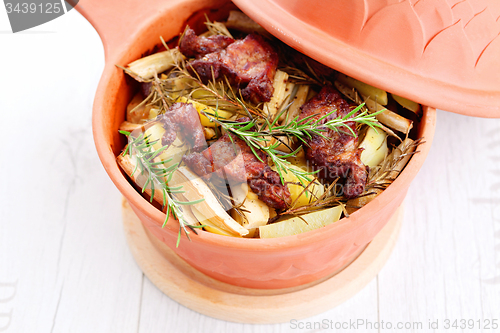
[149,182,156,204]
[150,159,173,166]
[119,130,131,136]
[176,198,205,205]
[166,184,184,191]
[142,177,151,194]
[176,232,182,248]
[247,142,266,163]
[148,144,170,161]
[119,126,202,246]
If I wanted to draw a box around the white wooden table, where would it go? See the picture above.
[1,9,499,333]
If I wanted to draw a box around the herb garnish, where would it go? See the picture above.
[120,130,204,247]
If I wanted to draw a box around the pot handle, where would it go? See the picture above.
[75,0,171,61]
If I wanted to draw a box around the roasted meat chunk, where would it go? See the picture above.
[179,28,235,58]
[183,126,291,210]
[158,102,206,150]
[186,33,278,103]
[298,86,368,198]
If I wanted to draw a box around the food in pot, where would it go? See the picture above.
[116,11,422,243]
[297,85,367,198]
[182,29,278,103]
[183,126,292,210]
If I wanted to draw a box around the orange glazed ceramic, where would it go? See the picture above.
[77,0,436,289]
[234,0,500,118]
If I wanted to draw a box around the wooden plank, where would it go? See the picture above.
[123,199,399,326]
[137,277,378,333]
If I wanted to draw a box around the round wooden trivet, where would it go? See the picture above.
[122,199,403,324]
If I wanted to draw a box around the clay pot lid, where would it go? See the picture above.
[232,0,500,118]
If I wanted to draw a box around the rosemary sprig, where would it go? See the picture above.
[119,130,204,247]
[173,59,263,118]
[268,180,343,223]
[279,65,322,86]
[207,115,316,185]
[204,104,383,185]
[203,17,233,38]
[366,138,423,191]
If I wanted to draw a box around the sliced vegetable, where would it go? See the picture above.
[391,93,421,113]
[231,183,270,238]
[264,70,289,118]
[168,166,249,237]
[176,96,232,127]
[361,94,413,134]
[275,164,325,208]
[191,206,236,237]
[117,154,165,206]
[126,93,154,123]
[259,206,343,238]
[143,123,187,166]
[337,73,388,105]
[359,127,388,167]
[345,188,382,215]
[285,84,310,122]
[347,138,416,213]
[333,80,413,134]
[168,76,194,99]
[119,121,144,133]
[127,49,184,79]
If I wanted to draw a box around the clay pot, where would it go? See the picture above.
[77,0,436,289]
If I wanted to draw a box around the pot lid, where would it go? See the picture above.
[232,0,500,118]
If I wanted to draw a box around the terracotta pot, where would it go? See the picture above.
[77,0,436,289]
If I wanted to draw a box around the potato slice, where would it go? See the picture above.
[142,123,187,167]
[176,96,232,127]
[127,49,184,79]
[117,154,166,206]
[359,127,388,167]
[119,121,145,133]
[168,76,195,99]
[126,93,153,123]
[259,206,343,238]
[361,95,413,134]
[347,138,415,213]
[231,183,270,238]
[168,166,249,237]
[264,70,289,118]
[333,80,412,134]
[285,84,310,122]
[190,206,236,237]
[275,164,325,208]
[391,93,421,113]
[337,73,388,105]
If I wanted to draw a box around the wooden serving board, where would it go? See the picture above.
[122,199,403,324]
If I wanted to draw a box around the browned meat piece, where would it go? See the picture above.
[158,102,206,150]
[187,34,278,103]
[140,82,152,98]
[298,86,368,198]
[183,124,291,210]
[179,28,234,58]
